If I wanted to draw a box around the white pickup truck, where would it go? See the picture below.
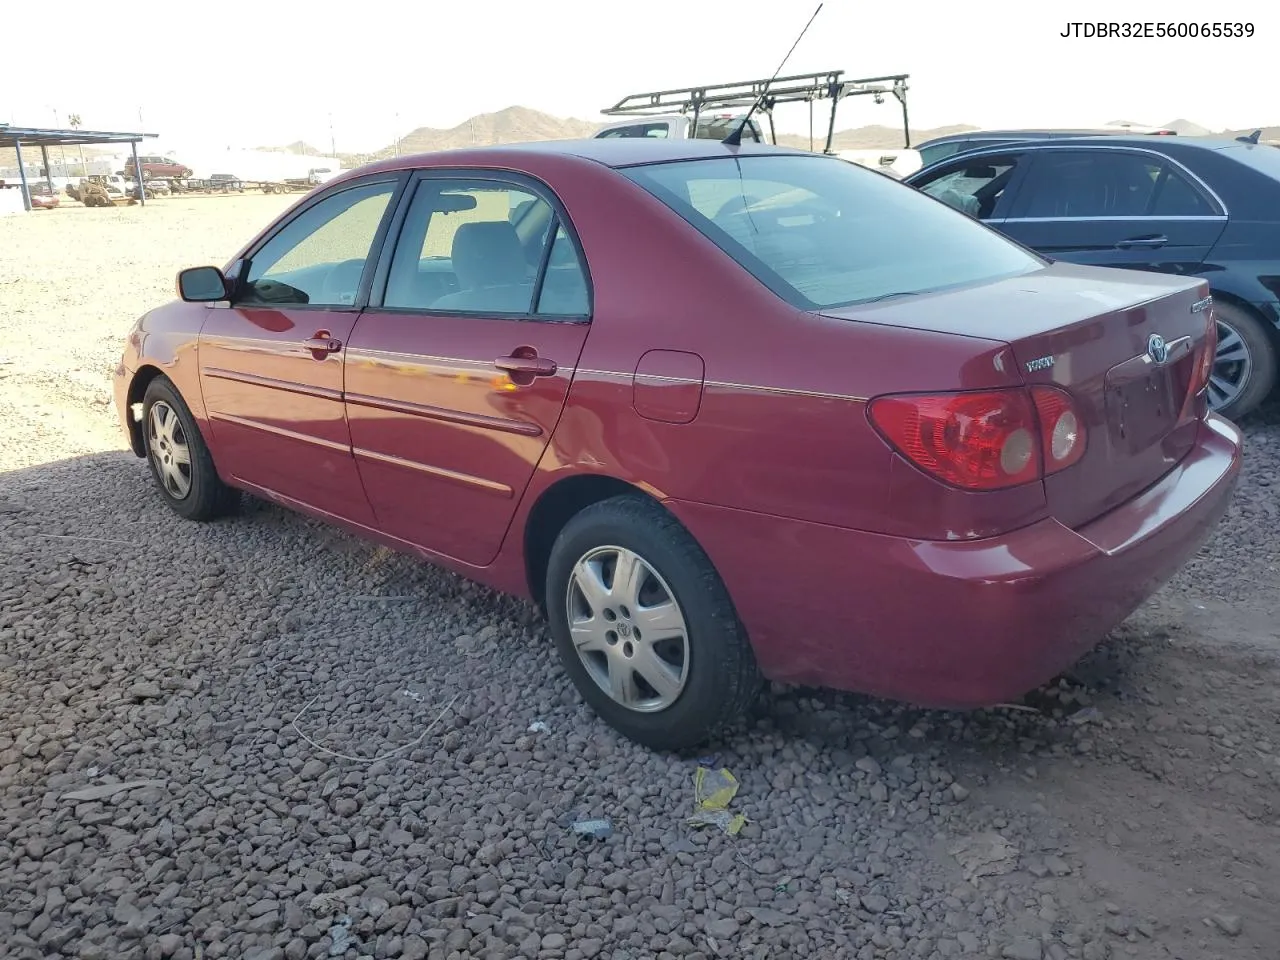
[594,112,920,179]
[594,113,766,143]
[596,71,918,179]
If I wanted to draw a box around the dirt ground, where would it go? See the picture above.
[0,196,1277,960]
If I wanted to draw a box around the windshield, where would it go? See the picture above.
[621,154,1043,309]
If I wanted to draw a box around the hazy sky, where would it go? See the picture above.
[2,0,1272,154]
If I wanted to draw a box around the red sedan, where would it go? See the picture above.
[113,139,1241,750]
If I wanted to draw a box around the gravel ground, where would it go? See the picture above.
[1,196,1277,960]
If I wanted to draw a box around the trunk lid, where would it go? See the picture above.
[822,262,1213,529]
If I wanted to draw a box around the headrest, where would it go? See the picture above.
[451,221,527,290]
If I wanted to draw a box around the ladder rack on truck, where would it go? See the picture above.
[602,69,911,152]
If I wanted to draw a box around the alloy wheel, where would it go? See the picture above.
[148,400,193,499]
[1208,317,1253,412]
[565,545,690,713]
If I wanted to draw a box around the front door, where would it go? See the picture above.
[199,175,402,525]
[344,172,593,566]
[995,148,1228,275]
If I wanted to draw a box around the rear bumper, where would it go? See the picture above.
[666,413,1242,708]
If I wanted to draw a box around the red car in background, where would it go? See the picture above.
[27,182,60,209]
[112,139,1241,750]
[121,154,192,180]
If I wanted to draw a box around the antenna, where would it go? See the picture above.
[722,2,824,147]
[1237,128,1262,144]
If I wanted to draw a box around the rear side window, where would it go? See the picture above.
[381,177,590,317]
[621,154,1042,309]
[1013,150,1219,218]
[1149,165,1218,216]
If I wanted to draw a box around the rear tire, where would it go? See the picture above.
[140,376,239,521]
[544,494,763,752]
[1210,300,1276,421]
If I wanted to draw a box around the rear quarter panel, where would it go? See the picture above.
[509,157,1042,540]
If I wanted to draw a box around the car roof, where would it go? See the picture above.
[962,134,1251,154]
[349,137,814,177]
[916,129,1148,146]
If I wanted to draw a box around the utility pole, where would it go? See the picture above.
[329,113,336,158]
[69,113,86,177]
[49,106,67,174]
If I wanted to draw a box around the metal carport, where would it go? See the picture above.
[0,123,158,211]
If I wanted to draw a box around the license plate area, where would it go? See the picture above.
[1105,362,1177,454]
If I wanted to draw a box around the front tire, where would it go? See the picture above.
[545,495,762,752]
[1209,300,1277,421]
[140,376,238,521]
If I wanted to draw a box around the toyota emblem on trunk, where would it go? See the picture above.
[1146,333,1169,364]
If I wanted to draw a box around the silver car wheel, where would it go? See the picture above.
[148,400,193,499]
[565,545,690,713]
[1208,317,1254,412]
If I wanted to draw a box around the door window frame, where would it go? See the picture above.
[364,168,594,324]
[225,172,411,312]
[1000,145,1228,222]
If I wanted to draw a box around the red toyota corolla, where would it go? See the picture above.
[113,139,1242,750]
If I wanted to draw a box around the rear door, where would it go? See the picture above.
[198,174,403,525]
[343,171,592,566]
[997,147,1228,275]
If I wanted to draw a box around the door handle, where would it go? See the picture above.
[495,353,557,377]
[1115,235,1168,249]
[303,332,342,356]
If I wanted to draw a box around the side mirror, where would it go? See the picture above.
[177,266,229,302]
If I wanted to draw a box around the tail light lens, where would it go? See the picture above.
[1030,385,1087,473]
[868,387,1086,491]
[1194,310,1217,395]
[1179,305,1217,419]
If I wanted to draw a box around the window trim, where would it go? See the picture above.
[228,172,410,312]
[986,144,1228,222]
[365,168,594,324]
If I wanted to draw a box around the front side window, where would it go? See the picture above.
[622,154,1042,309]
[239,180,395,307]
[382,177,589,317]
[917,156,1021,219]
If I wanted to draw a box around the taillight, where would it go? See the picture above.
[1194,310,1216,395]
[1030,385,1087,474]
[1180,305,1217,419]
[867,387,1086,491]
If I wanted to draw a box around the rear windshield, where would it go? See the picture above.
[1221,142,1280,179]
[621,154,1042,309]
[692,118,764,142]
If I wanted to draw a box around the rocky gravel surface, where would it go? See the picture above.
[1,197,1278,960]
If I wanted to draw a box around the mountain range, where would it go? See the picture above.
[274,106,1279,165]
[5,107,1277,174]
